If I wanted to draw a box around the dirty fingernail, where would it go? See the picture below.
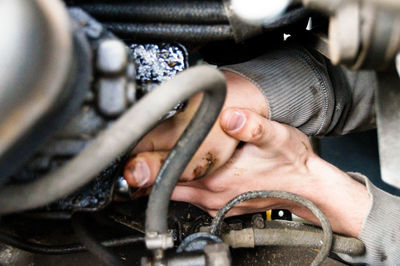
[132,161,150,187]
[225,111,246,131]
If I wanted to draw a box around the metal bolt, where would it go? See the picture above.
[97,39,128,74]
[251,214,265,229]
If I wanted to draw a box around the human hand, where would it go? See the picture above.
[123,71,268,187]
[171,107,370,238]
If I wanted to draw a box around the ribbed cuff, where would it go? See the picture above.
[342,172,400,265]
[219,46,335,136]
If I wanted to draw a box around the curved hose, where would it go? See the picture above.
[209,191,333,266]
[145,67,226,235]
[0,66,226,215]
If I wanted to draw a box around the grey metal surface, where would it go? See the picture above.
[0,0,73,180]
[376,69,400,188]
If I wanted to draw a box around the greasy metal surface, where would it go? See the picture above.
[131,43,188,118]
[376,69,400,188]
[131,43,187,90]
[11,41,188,212]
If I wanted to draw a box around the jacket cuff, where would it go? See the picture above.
[219,46,335,136]
[343,172,400,265]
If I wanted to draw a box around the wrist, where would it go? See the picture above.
[221,71,269,118]
[304,156,370,237]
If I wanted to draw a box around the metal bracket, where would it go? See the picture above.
[145,232,174,250]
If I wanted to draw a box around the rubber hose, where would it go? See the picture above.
[103,23,234,42]
[209,191,333,266]
[0,66,226,215]
[78,1,228,24]
[145,67,226,234]
[0,231,143,255]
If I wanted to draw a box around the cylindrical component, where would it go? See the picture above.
[145,68,226,237]
[78,1,228,24]
[0,0,74,181]
[103,23,234,42]
[0,66,225,215]
[223,227,365,256]
[254,228,365,256]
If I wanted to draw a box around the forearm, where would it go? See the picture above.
[220,45,377,136]
[340,172,400,265]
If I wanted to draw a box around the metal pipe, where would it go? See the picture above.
[209,191,333,266]
[0,66,226,215]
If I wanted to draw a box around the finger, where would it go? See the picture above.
[171,185,210,207]
[123,151,168,187]
[132,93,204,154]
[219,107,283,147]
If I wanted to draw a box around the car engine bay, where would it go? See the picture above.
[0,0,399,265]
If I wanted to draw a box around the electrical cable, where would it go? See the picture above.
[209,190,333,266]
[0,66,226,215]
[0,231,144,255]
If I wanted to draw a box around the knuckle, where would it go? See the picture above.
[249,122,264,140]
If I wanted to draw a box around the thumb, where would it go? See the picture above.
[219,108,277,146]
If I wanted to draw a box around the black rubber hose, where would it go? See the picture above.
[78,1,228,24]
[72,214,123,266]
[0,231,144,255]
[209,191,333,266]
[103,23,234,42]
[145,66,226,235]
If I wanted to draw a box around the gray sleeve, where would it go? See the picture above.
[340,172,400,265]
[219,45,377,136]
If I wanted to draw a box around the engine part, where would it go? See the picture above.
[304,0,400,70]
[222,220,365,256]
[6,9,189,212]
[209,191,333,266]
[0,0,90,183]
[375,67,400,188]
[144,69,226,251]
[0,66,226,215]
[177,233,222,253]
